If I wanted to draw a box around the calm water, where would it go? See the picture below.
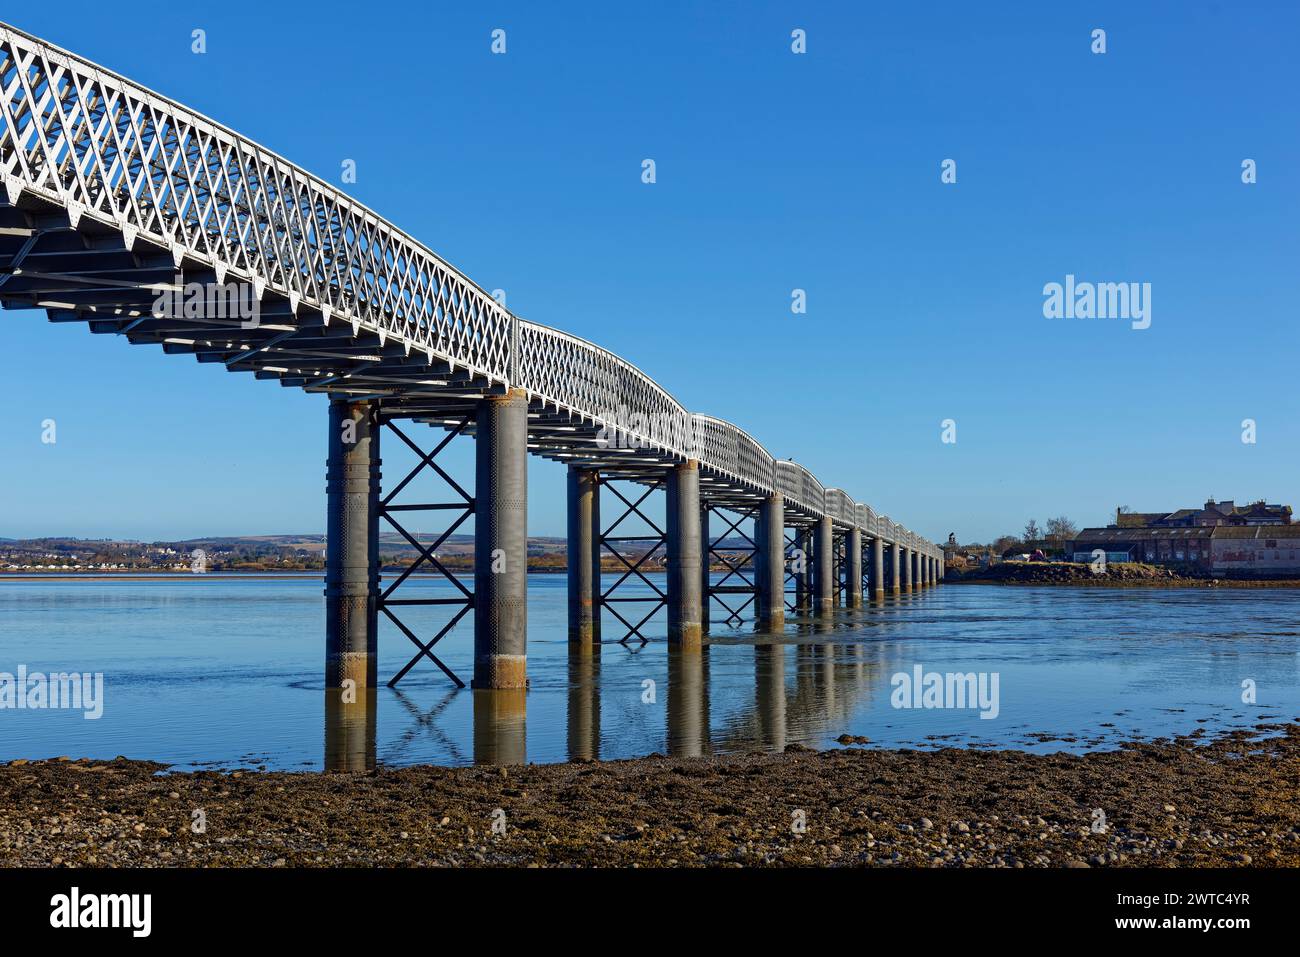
[1,575,1297,770]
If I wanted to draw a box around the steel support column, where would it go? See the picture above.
[377,416,474,688]
[325,398,380,690]
[846,528,863,607]
[700,503,711,635]
[704,504,758,625]
[566,466,601,648]
[814,516,834,615]
[755,494,785,629]
[473,388,528,689]
[666,461,703,647]
[901,545,913,591]
[832,532,845,606]
[597,478,666,644]
[889,542,901,595]
[795,527,812,609]
[871,537,885,601]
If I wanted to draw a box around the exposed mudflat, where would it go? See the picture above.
[3,725,1298,868]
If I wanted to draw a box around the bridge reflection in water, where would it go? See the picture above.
[323,620,892,772]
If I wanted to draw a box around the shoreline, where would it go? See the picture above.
[9,572,1300,588]
[949,577,1300,588]
[2,565,773,583]
[947,562,1300,588]
[4,724,1297,868]
[0,568,572,582]
[0,573,319,582]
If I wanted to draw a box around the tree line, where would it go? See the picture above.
[985,516,1079,556]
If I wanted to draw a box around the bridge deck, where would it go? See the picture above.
[0,21,934,556]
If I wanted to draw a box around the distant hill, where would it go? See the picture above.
[1,532,749,572]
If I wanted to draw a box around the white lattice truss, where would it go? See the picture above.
[0,23,937,558]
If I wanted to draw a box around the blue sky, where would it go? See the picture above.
[2,0,1297,543]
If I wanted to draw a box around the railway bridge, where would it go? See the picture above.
[0,23,942,693]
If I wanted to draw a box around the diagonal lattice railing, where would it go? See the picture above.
[0,21,939,559]
[0,22,515,379]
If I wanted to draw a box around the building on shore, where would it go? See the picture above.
[1114,499,1291,528]
[1071,499,1300,575]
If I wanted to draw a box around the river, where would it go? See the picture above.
[1,575,1296,770]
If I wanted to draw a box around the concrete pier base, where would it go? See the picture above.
[889,542,901,596]
[871,537,885,601]
[846,528,863,608]
[667,461,703,648]
[755,494,785,630]
[814,516,834,615]
[566,466,601,649]
[901,546,913,591]
[325,398,380,691]
[473,388,528,689]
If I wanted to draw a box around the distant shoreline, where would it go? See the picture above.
[947,561,1300,589]
[952,579,1300,589]
[0,573,318,582]
[0,566,598,582]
